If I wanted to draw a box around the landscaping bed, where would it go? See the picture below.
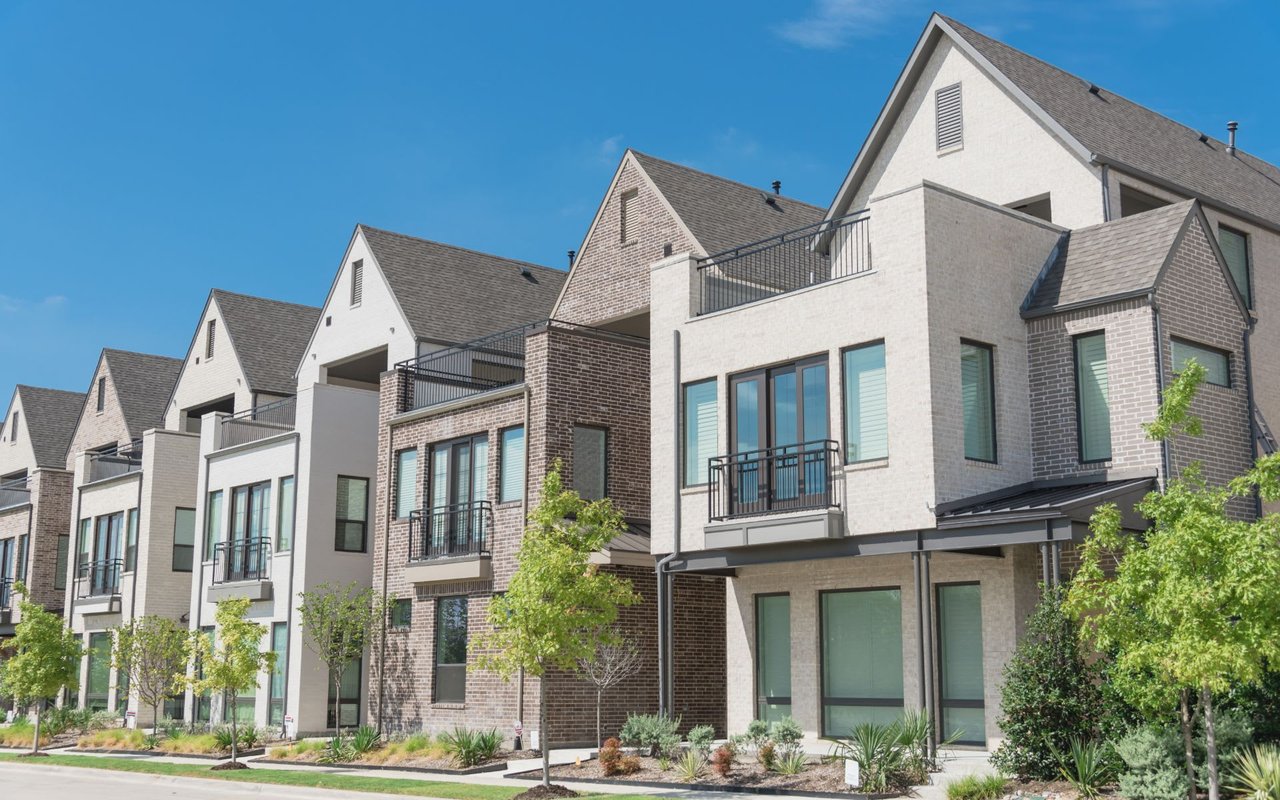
[266,728,526,774]
[72,726,281,759]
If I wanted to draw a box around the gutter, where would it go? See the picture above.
[656,330,681,717]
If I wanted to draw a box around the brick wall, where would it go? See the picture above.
[29,469,72,613]
[65,359,133,470]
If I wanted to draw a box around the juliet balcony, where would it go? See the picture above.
[208,536,273,602]
[76,558,123,615]
[404,500,493,585]
[217,397,296,450]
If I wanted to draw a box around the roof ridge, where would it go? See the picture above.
[1066,198,1196,236]
[211,288,321,312]
[628,148,825,212]
[16,384,85,397]
[102,347,182,363]
[357,225,563,275]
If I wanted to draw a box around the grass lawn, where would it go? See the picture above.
[0,753,663,800]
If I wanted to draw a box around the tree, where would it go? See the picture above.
[1068,361,1280,800]
[0,582,82,754]
[297,581,385,735]
[577,638,643,748]
[112,615,187,734]
[185,598,274,767]
[476,463,639,787]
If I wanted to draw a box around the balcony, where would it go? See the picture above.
[404,500,493,585]
[704,440,845,549]
[396,322,539,413]
[0,476,30,511]
[208,537,273,602]
[695,210,871,315]
[218,397,296,450]
[76,559,122,615]
[87,441,143,483]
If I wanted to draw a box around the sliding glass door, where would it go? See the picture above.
[936,583,986,745]
[755,594,791,723]
[821,588,904,736]
[429,435,489,554]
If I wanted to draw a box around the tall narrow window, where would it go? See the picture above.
[1172,339,1230,387]
[15,533,28,584]
[327,658,361,728]
[204,490,223,559]
[935,82,963,150]
[172,508,195,572]
[572,426,607,500]
[683,380,718,487]
[335,476,369,552]
[821,588,904,735]
[499,427,525,503]
[277,476,295,551]
[843,342,888,462]
[434,596,468,703]
[54,534,69,590]
[196,627,214,723]
[755,594,791,723]
[206,319,216,359]
[96,377,106,412]
[124,508,139,571]
[1074,332,1111,463]
[350,259,364,305]
[76,518,91,573]
[937,583,986,745]
[395,449,418,519]
[87,632,111,712]
[619,188,638,244]
[1218,225,1251,308]
[270,622,287,725]
[9,411,17,442]
[960,341,996,462]
[116,668,129,715]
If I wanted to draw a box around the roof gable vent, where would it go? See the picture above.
[935,82,963,151]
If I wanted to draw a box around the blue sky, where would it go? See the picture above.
[2,0,1278,410]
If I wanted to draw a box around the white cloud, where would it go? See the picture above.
[776,0,905,49]
[596,134,624,164]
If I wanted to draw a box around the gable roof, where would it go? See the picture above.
[102,349,183,438]
[14,385,85,468]
[212,290,321,395]
[358,226,567,345]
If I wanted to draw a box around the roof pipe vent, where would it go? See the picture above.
[771,180,782,195]
[1227,121,1239,155]
[519,265,532,278]
[567,250,576,268]
[1087,83,1100,95]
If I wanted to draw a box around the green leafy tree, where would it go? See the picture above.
[297,581,386,735]
[0,582,82,754]
[184,598,274,766]
[475,463,639,787]
[1068,361,1280,800]
[112,615,187,733]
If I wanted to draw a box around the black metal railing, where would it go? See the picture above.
[87,440,143,483]
[78,558,123,598]
[708,439,843,521]
[395,322,540,413]
[695,211,871,315]
[0,476,30,510]
[408,500,493,562]
[218,397,296,450]
[0,577,12,610]
[212,537,271,583]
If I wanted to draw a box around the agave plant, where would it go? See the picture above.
[828,721,907,793]
[439,726,502,768]
[1052,737,1112,800]
[1230,745,1280,800]
[350,725,382,756]
[675,749,705,782]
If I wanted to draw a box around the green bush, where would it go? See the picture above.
[945,774,1007,800]
[350,725,382,756]
[1229,744,1280,800]
[1053,737,1113,799]
[237,725,261,749]
[619,713,681,757]
[1115,727,1188,800]
[675,749,704,782]
[687,724,715,755]
[212,727,236,752]
[775,749,807,775]
[439,726,501,767]
[828,721,908,793]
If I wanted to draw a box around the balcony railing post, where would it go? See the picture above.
[708,439,841,522]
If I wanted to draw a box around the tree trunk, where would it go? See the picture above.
[596,688,602,749]
[540,674,550,788]
[230,691,239,765]
[153,700,160,740]
[333,668,342,737]
[1203,686,1219,800]
[1180,688,1197,800]
[31,699,43,755]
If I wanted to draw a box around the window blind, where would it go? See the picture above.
[500,427,525,502]
[683,380,718,486]
[1075,332,1111,462]
[960,342,995,461]
[1218,227,1251,307]
[395,450,418,519]
[1172,339,1230,387]
[843,343,888,462]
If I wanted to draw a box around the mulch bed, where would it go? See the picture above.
[73,746,267,760]
[1005,780,1085,800]
[266,748,534,775]
[512,785,581,800]
[211,761,251,770]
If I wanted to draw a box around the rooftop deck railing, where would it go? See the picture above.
[695,211,871,315]
[0,476,30,510]
[87,441,143,483]
[708,439,843,521]
[218,397,296,450]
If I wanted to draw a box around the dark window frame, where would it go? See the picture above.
[498,425,525,504]
[933,580,987,747]
[1072,331,1112,465]
[96,377,106,413]
[433,595,468,704]
[428,433,489,510]
[729,353,830,455]
[571,424,609,500]
[393,448,419,520]
[818,586,906,738]
[335,475,370,553]
[753,592,792,722]
[172,507,196,572]
[1170,336,1232,388]
[682,379,718,488]
[9,411,16,443]
[1217,224,1252,309]
[959,339,998,464]
[269,621,287,726]
[276,475,295,552]
[390,598,412,629]
[327,656,362,728]
[840,339,888,465]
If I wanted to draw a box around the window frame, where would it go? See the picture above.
[1217,224,1252,309]
[433,595,468,704]
[15,532,28,584]
[269,621,288,726]
[934,581,987,746]
[754,592,792,723]
[1073,331,1112,464]
[841,340,888,464]
[1171,337,1232,388]
[203,490,224,561]
[229,480,272,542]
[123,508,139,572]
[172,507,196,572]
[276,475,295,552]
[9,411,16,443]
[682,379,719,488]
[571,424,609,501]
[335,475,370,553]
[959,339,997,463]
[729,354,830,454]
[96,377,106,413]
[394,448,419,520]
[818,586,906,738]
[327,656,362,728]
[498,426,525,504]
[390,598,412,629]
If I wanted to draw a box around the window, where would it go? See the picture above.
[350,259,364,305]
[76,518,91,573]
[434,596,468,703]
[230,481,272,542]
[172,508,195,572]
[327,658,361,728]
[54,534,69,590]
[1218,226,1252,308]
[96,377,106,413]
[277,476,295,551]
[206,319,216,359]
[335,476,369,552]
[683,380,718,487]
[1172,338,1231,387]
[843,342,888,462]
[937,584,986,745]
[391,598,412,629]
[755,594,791,723]
[935,82,963,150]
[1074,332,1111,463]
[821,588,904,736]
[15,533,28,584]
[87,632,111,711]
[572,426,607,500]
[960,341,996,462]
[123,509,139,571]
[204,490,223,559]
[8,411,16,442]
[0,539,11,595]
[116,668,129,715]
[195,627,214,723]
[1009,195,1052,223]
[619,188,638,244]
[269,622,287,725]
[394,449,418,519]
[429,437,488,555]
[499,427,525,503]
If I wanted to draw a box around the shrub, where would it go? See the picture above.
[616,754,642,775]
[156,733,221,755]
[828,721,908,793]
[759,741,777,771]
[770,716,803,748]
[1229,744,1280,800]
[599,737,623,776]
[898,707,952,784]
[401,733,434,754]
[237,725,261,750]
[711,745,733,778]
[619,713,681,757]
[439,726,501,767]
[212,727,236,752]
[945,774,1007,800]
[675,749,704,782]
[1053,737,1113,799]
[319,735,356,764]
[775,749,807,775]
[687,724,715,756]
[350,725,382,756]
[744,719,769,752]
[1114,727,1188,800]
[77,728,147,750]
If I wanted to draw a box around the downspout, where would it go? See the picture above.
[192,441,213,723]
[128,471,142,623]
[913,548,925,711]
[1150,292,1172,488]
[656,330,681,717]
[921,550,935,757]
[1100,163,1112,222]
[281,431,301,738]
[1244,320,1261,517]
[516,383,532,748]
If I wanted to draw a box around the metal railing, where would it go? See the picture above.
[695,211,871,315]
[0,475,30,510]
[0,578,12,610]
[408,500,493,562]
[78,558,123,598]
[708,439,843,521]
[212,537,271,583]
[395,322,540,413]
[87,441,143,483]
[218,397,296,449]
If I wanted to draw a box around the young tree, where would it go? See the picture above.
[112,615,187,734]
[476,463,639,787]
[0,582,82,754]
[297,581,385,735]
[1068,361,1280,800]
[185,598,274,767]
[577,638,643,748]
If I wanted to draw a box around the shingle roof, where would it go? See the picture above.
[1024,200,1195,315]
[102,349,183,439]
[14,385,85,468]
[212,290,321,395]
[631,151,826,257]
[936,476,1154,528]
[359,226,567,345]
[941,16,1280,228]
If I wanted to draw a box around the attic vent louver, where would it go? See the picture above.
[935,83,963,151]
[350,259,364,305]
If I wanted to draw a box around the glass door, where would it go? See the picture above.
[936,583,986,745]
[0,538,12,607]
[430,435,488,555]
[93,513,122,594]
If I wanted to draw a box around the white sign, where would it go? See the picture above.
[844,759,861,788]
[514,720,523,736]
[126,711,136,729]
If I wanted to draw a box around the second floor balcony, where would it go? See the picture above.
[218,397,296,450]
[0,476,30,511]
[208,537,273,602]
[405,500,493,585]
[87,441,143,483]
[76,558,123,615]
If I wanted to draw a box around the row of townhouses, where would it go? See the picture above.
[1,14,1276,749]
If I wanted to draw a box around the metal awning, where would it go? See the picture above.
[936,475,1155,529]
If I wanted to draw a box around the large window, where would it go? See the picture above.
[277,476,295,551]
[15,533,28,584]
[430,435,489,555]
[86,632,111,712]
[843,342,888,463]
[1074,332,1111,463]
[937,584,986,745]
[499,427,525,503]
[394,449,418,519]
[228,481,271,581]
[269,622,287,726]
[204,490,223,559]
[172,508,195,572]
[76,518,91,573]
[327,658,361,728]
[1218,225,1252,308]
[683,380,718,487]
[821,588,904,736]
[434,596,468,703]
[755,594,791,723]
[1172,338,1230,387]
[335,476,369,552]
[572,426,607,500]
[960,341,996,462]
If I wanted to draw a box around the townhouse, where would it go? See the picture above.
[373,150,820,745]
[648,13,1267,750]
